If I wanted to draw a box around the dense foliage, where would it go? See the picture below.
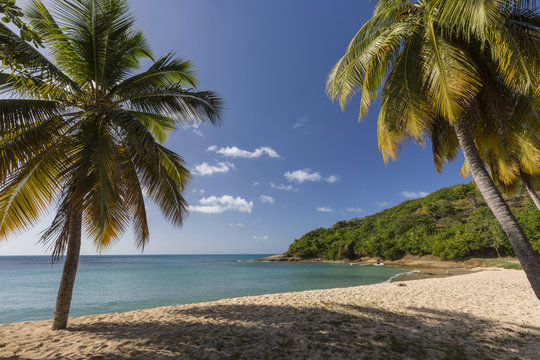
[287,183,540,260]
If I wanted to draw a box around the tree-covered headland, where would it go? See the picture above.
[287,183,540,261]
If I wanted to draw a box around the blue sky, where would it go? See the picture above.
[1,0,469,255]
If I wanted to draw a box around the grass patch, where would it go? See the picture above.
[441,343,467,360]
[388,335,427,358]
[476,258,523,270]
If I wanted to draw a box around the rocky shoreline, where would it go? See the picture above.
[256,254,520,281]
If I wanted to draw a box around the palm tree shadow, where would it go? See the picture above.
[58,302,539,360]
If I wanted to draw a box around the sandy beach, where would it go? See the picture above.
[0,269,538,359]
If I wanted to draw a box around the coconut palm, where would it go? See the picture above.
[0,0,222,330]
[327,0,540,298]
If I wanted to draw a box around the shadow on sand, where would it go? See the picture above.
[16,302,530,360]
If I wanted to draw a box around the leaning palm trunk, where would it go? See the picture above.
[455,117,540,300]
[520,171,540,211]
[52,212,82,330]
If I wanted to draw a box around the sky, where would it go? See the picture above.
[0,0,470,256]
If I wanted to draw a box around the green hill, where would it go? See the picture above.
[287,183,540,260]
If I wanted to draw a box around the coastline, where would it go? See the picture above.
[259,254,521,282]
[1,269,538,359]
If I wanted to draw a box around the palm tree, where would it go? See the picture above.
[327,0,540,299]
[0,0,222,330]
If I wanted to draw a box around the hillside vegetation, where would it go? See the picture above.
[287,183,540,260]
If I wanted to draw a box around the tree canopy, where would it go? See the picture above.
[287,183,540,260]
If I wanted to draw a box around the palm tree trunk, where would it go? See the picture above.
[520,171,540,211]
[52,211,82,330]
[454,117,540,300]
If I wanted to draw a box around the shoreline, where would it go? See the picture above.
[259,254,521,282]
[1,269,538,359]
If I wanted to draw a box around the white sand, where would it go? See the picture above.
[0,269,539,359]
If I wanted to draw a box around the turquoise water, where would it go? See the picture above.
[0,255,407,324]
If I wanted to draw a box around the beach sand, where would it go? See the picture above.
[0,269,538,359]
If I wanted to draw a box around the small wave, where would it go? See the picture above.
[385,269,420,283]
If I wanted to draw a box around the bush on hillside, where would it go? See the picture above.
[287,183,540,260]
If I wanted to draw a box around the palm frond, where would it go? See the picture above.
[358,20,417,118]
[379,27,432,146]
[125,110,176,143]
[77,122,129,250]
[430,118,460,173]
[492,9,540,95]
[27,0,152,88]
[0,23,80,98]
[373,0,410,15]
[144,146,190,227]
[327,9,414,110]
[421,20,482,122]
[25,0,88,85]
[0,115,67,183]
[116,118,189,227]
[0,145,68,239]
[118,85,222,126]
[112,53,196,97]
[39,201,77,261]
[117,144,149,250]
[427,0,504,41]
[0,99,66,133]
[460,159,471,178]
[377,117,406,163]
[100,30,153,89]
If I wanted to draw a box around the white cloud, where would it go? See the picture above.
[229,223,246,228]
[316,206,334,213]
[348,207,363,212]
[193,162,235,176]
[401,191,430,199]
[260,195,275,204]
[270,182,299,192]
[191,189,205,194]
[284,169,321,183]
[284,169,339,184]
[189,195,253,214]
[207,145,280,159]
[252,235,269,240]
[325,175,340,183]
[377,201,389,208]
[293,117,309,129]
[253,182,260,186]
[183,122,204,136]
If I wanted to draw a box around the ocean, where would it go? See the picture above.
[0,254,408,324]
